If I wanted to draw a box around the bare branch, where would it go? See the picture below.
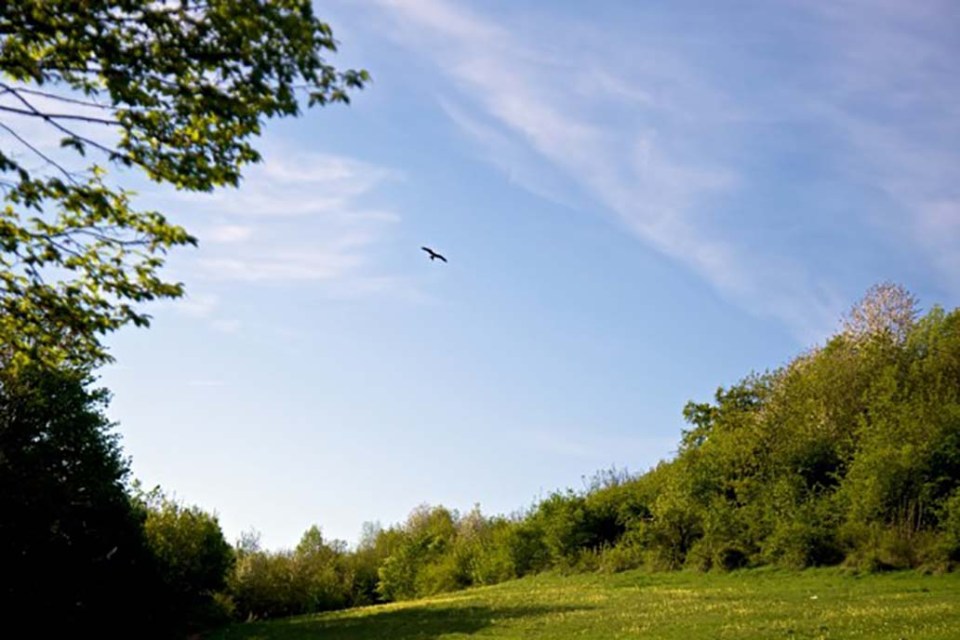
[1,85,133,164]
[0,121,78,185]
[0,104,119,126]
[5,86,119,111]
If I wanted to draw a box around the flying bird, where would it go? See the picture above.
[421,246,447,263]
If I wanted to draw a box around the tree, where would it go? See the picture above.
[140,488,235,631]
[228,526,353,620]
[292,525,351,612]
[0,1,368,367]
[0,363,160,637]
[377,505,461,601]
[842,282,919,343]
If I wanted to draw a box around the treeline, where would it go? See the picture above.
[222,284,960,615]
[4,284,959,635]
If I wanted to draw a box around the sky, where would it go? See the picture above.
[10,0,958,551]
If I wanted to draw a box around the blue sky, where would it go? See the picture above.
[89,0,960,550]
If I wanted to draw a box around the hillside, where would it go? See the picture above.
[206,568,960,640]
[219,285,960,624]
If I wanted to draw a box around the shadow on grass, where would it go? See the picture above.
[207,603,591,640]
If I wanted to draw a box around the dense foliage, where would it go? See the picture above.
[0,364,157,636]
[139,488,237,631]
[0,362,239,636]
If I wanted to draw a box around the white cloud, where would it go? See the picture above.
[438,99,586,209]
[157,291,245,334]
[173,150,401,219]
[198,250,362,283]
[174,292,220,318]
[800,1,960,298]
[187,379,227,389]
[362,0,960,337]
[211,318,242,334]
[207,225,254,244]
[366,0,845,339]
[152,145,406,294]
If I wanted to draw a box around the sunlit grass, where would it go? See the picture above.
[206,567,960,639]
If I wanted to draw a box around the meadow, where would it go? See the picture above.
[205,567,960,640]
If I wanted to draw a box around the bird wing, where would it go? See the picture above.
[421,246,447,261]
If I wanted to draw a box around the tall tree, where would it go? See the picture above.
[0,364,160,636]
[0,1,367,367]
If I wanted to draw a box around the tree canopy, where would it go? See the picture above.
[0,1,368,367]
[0,363,160,636]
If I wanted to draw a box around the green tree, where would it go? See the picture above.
[140,488,235,630]
[346,521,392,605]
[230,544,300,620]
[377,505,461,601]
[227,526,355,620]
[291,525,351,612]
[0,1,367,367]
[0,363,158,637]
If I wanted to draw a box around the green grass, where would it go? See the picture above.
[206,568,960,639]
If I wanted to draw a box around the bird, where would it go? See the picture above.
[421,246,448,263]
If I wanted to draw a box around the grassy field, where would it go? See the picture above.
[206,568,960,640]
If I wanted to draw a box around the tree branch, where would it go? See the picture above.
[1,86,133,165]
[5,85,119,111]
[0,121,78,185]
[0,104,119,126]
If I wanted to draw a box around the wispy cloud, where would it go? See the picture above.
[362,0,960,338]
[207,225,254,244]
[172,149,401,219]
[198,250,363,283]
[365,0,847,340]
[0,83,413,299]
[173,292,220,319]
[210,318,242,334]
[155,145,408,295]
[798,0,960,298]
[155,291,244,334]
[187,379,227,389]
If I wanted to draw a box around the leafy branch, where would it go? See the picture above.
[0,0,368,368]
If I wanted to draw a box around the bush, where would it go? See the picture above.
[938,490,960,564]
[597,538,646,573]
[501,520,551,577]
[756,496,844,569]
